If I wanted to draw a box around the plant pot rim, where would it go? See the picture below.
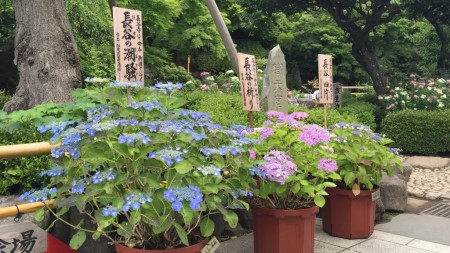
[115,238,208,253]
[251,204,319,216]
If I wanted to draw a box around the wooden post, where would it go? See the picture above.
[187,55,191,74]
[205,0,239,74]
[249,112,254,130]
[0,142,54,159]
[324,104,328,129]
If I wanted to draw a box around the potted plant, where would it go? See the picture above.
[19,79,256,252]
[321,122,403,239]
[247,111,340,253]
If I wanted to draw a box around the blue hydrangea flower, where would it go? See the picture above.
[18,187,56,203]
[91,168,116,184]
[102,205,118,217]
[118,132,151,145]
[197,165,221,176]
[40,166,65,177]
[121,193,152,212]
[163,186,203,212]
[230,189,253,199]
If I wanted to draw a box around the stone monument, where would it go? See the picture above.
[260,45,288,114]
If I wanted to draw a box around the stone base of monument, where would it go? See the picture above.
[380,163,413,212]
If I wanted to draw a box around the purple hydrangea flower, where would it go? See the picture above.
[259,150,297,184]
[318,159,338,172]
[298,124,330,146]
[259,127,274,139]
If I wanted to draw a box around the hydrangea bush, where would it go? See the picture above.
[328,123,403,195]
[248,111,341,209]
[379,74,450,111]
[20,79,256,250]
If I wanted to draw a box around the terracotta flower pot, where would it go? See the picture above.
[321,187,378,239]
[251,204,319,253]
[115,238,208,253]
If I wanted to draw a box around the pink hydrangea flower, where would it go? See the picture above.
[318,159,338,172]
[248,149,256,160]
[298,124,330,146]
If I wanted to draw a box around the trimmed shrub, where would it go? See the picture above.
[339,102,376,130]
[381,110,450,155]
[289,105,361,127]
[182,90,265,127]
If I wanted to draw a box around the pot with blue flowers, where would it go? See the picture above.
[20,79,256,252]
[321,123,403,239]
[247,111,341,253]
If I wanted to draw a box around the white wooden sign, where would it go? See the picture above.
[238,53,260,111]
[318,54,333,104]
[113,7,144,83]
[0,222,47,253]
[201,236,220,253]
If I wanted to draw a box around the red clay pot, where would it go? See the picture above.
[251,204,319,253]
[115,238,208,253]
[321,187,378,239]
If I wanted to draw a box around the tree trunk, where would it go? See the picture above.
[424,14,448,76]
[3,0,82,113]
[351,40,387,96]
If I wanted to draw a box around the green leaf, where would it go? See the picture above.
[344,172,356,186]
[130,210,141,225]
[223,210,239,228]
[70,231,86,250]
[314,194,326,207]
[203,183,220,194]
[173,221,189,246]
[173,160,193,174]
[200,217,215,237]
[34,208,45,222]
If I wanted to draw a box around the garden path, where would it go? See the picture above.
[406,156,450,200]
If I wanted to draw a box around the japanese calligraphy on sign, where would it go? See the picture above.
[238,53,260,112]
[0,222,47,253]
[200,236,220,253]
[318,54,333,104]
[113,7,144,83]
[334,82,343,108]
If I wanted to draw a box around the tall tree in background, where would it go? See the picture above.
[3,0,81,113]
[402,0,450,76]
[244,0,401,95]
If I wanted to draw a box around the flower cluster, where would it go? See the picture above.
[249,111,339,209]
[23,81,257,250]
[379,74,450,111]
[164,186,203,212]
[259,150,297,184]
[298,124,331,146]
[122,193,153,212]
[230,189,253,199]
[196,164,221,176]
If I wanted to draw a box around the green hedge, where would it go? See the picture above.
[381,110,450,155]
[339,102,376,130]
[182,90,266,127]
[289,105,362,127]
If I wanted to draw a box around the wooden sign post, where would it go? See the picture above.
[237,53,260,129]
[113,7,144,104]
[318,54,333,128]
[0,222,77,253]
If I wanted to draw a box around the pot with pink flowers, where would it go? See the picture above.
[247,111,341,253]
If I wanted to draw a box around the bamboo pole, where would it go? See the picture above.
[0,200,55,219]
[0,142,54,159]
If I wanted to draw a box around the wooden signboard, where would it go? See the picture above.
[0,222,47,253]
[318,54,333,104]
[113,7,144,83]
[334,82,343,108]
[237,53,260,112]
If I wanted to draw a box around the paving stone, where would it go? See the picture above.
[405,156,450,170]
[371,230,414,245]
[349,238,433,253]
[314,226,368,248]
[314,241,344,253]
[408,239,450,253]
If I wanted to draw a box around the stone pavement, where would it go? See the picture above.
[406,156,450,200]
[217,217,450,253]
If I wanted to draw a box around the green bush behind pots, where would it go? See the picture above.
[381,109,450,155]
